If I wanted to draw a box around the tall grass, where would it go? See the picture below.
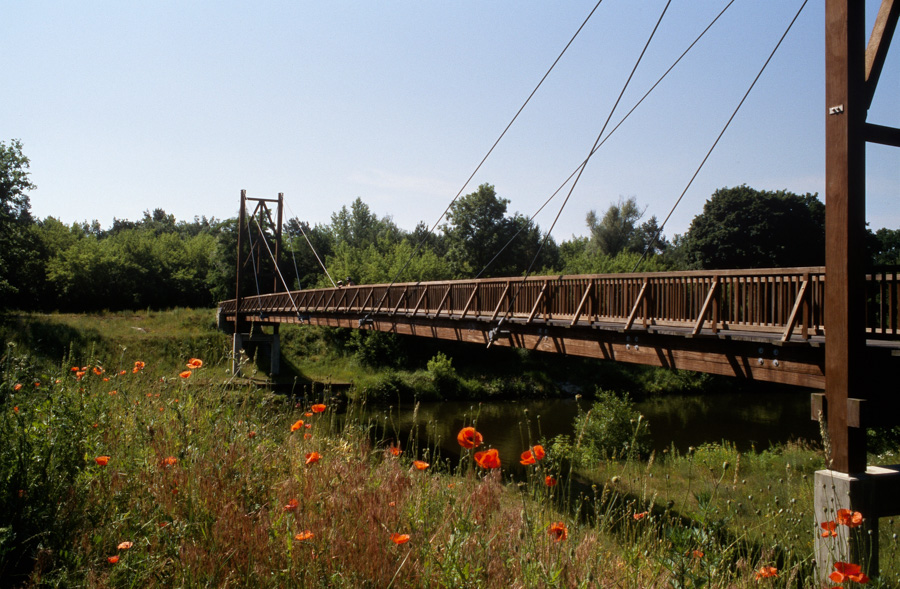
[1,311,896,587]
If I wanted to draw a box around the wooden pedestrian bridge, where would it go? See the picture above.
[218,265,900,391]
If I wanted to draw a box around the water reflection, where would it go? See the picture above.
[363,390,820,471]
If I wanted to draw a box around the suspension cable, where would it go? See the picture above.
[473,0,738,279]
[245,213,263,300]
[631,0,810,272]
[285,201,338,288]
[362,0,607,320]
[252,216,304,314]
[490,0,673,342]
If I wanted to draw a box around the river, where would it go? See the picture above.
[361,389,821,469]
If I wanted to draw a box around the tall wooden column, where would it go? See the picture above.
[824,0,867,474]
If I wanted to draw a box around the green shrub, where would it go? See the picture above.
[571,389,652,463]
[426,352,457,398]
[349,331,406,368]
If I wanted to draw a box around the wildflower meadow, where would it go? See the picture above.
[1,311,898,587]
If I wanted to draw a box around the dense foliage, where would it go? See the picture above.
[4,140,900,313]
[679,185,826,269]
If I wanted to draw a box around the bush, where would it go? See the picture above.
[426,352,457,397]
[349,331,406,368]
[571,389,652,463]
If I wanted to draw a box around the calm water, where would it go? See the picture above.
[363,390,820,469]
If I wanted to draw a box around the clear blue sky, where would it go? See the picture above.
[3,1,897,240]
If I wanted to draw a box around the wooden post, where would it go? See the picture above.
[824,0,867,475]
[235,190,246,332]
[275,192,284,293]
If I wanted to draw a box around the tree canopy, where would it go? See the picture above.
[5,139,898,314]
[443,184,556,278]
[0,139,38,306]
[680,185,825,269]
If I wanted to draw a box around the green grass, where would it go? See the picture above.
[1,310,897,587]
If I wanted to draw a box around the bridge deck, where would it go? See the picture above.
[218,267,900,389]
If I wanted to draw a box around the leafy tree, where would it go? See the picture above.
[443,183,556,278]
[682,185,825,269]
[586,196,668,257]
[0,139,38,306]
[284,218,335,289]
[330,197,401,250]
[868,227,900,265]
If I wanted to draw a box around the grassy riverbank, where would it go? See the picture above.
[1,311,897,587]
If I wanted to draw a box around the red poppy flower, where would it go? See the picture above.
[283,498,299,511]
[820,520,838,537]
[829,562,869,584]
[291,420,304,432]
[93,367,104,376]
[13,383,23,392]
[413,460,430,470]
[294,531,314,541]
[186,358,203,369]
[95,455,110,466]
[755,566,778,580]
[474,449,501,469]
[836,509,863,528]
[520,445,546,465]
[456,427,483,449]
[76,371,86,380]
[305,452,320,465]
[119,370,126,375]
[633,511,648,521]
[161,456,178,467]
[179,370,192,379]
[304,412,313,417]
[691,550,704,559]
[303,433,313,440]
[117,541,133,550]
[311,404,326,413]
[388,445,402,457]
[107,555,119,564]
[545,475,558,487]
[390,533,410,545]
[71,366,79,372]
[12,406,18,413]
[248,431,257,438]
[548,522,568,541]
[134,361,145,370]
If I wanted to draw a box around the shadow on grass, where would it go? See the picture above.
[0,314,101,367]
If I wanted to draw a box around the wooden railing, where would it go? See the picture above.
[218,266,900,341]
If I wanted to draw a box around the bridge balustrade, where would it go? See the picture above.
[218,267,900,341]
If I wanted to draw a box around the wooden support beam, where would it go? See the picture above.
[624,278,649,331]
[571,280,594,327]
[334,289,348,311]
[410,287,428,317]
[392,286,411,317]
[865,0,899,109]
[434,285,453,317]
[460,285,479,319]
[490,283,511,322]
[825,0,869,474]
[360,288,374,313]
[864,122,900,147]
[346,288,360,312]
[526,282,549,324]
[782,277,811,342]
[692,277,720,336]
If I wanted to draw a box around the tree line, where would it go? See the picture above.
[3,139,899,312]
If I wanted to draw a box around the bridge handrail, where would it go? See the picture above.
[218,266,900,340]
